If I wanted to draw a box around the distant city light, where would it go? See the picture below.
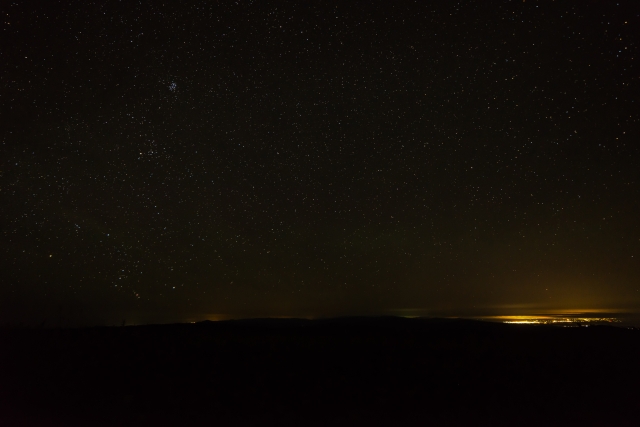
[501,317,619,325]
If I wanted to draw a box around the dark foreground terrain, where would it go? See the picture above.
[1,318,639,426]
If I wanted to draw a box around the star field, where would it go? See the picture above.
[1,0,638,325]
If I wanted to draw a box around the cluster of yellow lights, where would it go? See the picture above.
[502,317,619,325]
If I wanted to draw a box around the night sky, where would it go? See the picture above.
[2,0,638,326]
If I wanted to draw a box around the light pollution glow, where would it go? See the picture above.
[476,315,621,325]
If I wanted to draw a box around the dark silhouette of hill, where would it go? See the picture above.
[1,317,638,426]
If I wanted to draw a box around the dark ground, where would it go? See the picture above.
[1,318,639,426]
